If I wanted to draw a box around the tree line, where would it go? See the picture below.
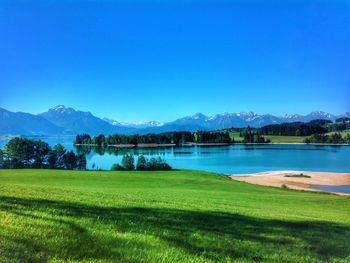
[75,131,234,146]
[75,132,194,145]
[327,118,350,132]
[0,137,86,170]
[239,127,270,143]
[75,127,275,147]
[259,119,349,136]
[259,120,330,136]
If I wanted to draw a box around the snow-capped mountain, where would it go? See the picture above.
[104,118,164,128]
[170,113,208,127]
[39,106,136,135]
[0,105,348,135]
[102,118,123,126]
[300,111,336,122]
[164,112,289,130]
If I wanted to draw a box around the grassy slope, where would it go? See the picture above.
[265,129,350,143]
[230,131,307,143]
[0,169,350,263]
[264,135,307,143]
[326,130,350,137]
[231,130,350,143]
[229,131,243,142]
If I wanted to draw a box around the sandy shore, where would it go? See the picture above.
[230,171,350,195]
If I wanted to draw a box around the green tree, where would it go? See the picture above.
[63,151,77,170]
[121,154,135,170]
[0,149,4,168]
[53,144,66,169]
[32,140,50,168]
[47,150,57,169]
[77,154,87,170]
[3,137,34,168]
[136,155,147,170]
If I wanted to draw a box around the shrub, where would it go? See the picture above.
[284,173,311,178]
[111,164,126,171]
[147,157,172,171]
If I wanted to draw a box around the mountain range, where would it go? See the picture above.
[0,105,349,136]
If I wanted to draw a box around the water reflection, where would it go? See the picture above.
[73,144,350,174]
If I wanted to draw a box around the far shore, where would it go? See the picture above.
[230,171,350,196]
[73,142,350,148]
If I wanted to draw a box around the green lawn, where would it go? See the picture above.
[264,135,308,143]
[0,169,350,263]
[229,131,243,142]
[229,131,308,143]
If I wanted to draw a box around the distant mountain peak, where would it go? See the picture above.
[103,117,122,126]
[50,105,75,114]
[308,110,331,115]
[1,106,348,136]
[281,113,302,118]
[104,118,164,128]
[218,112,233,117]
[236,111,256,117]
[191,113,206,119]
[53,105,66,111]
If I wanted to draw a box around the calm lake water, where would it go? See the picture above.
[311,185,350,194]
[1,136,349,174]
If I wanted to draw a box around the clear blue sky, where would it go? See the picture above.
[0,0,349,122]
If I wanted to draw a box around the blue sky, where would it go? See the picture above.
[0,0,349,122]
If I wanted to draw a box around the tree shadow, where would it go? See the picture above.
[0,195,349,262]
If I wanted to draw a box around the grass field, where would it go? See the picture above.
[229,131,243,142]
[265,129,350,143]
[264,135,307,143]
[229,131,308,143]
[1,169,350,262]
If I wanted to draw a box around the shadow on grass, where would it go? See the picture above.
[0,195,349,262]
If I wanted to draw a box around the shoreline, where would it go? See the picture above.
[230,171,350,196]
[73,142,350,148]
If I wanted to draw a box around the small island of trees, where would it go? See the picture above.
[111,154,172,171]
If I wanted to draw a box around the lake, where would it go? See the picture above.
[311,185,350,194]
[2,136,349,174]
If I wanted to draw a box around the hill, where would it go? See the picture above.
[39,105,137,135]
[1,105,349,136]
[0,169,349,262]
[0,107,63,135]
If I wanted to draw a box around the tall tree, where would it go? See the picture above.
[77,154,87,170]
[53,144,66,169]
[32,140,50,168]
[63,151,78,170]
[0,149,4,168]
[121,154,135,170]
[136,155,147,170]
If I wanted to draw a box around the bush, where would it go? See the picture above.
[147,157,172,171]
[111,164,126,171]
